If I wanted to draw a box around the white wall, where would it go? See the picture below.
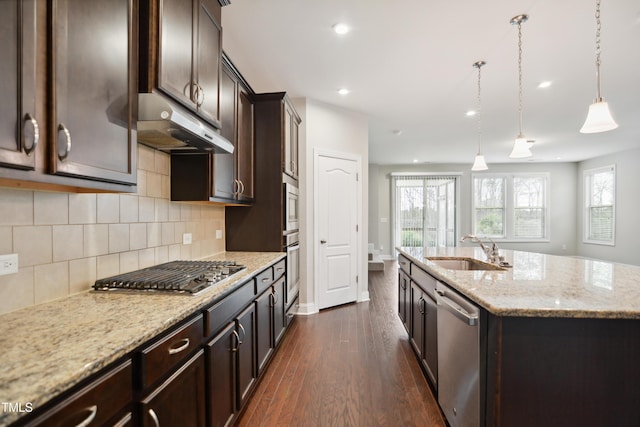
[293,98,369,314]
[577,147,640,265]
[368,162,579,258]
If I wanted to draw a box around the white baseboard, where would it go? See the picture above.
[296,302,319,315]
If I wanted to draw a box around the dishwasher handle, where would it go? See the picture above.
[436,289,478,326]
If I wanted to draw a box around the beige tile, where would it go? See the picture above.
[168,244,181,261]
[130,223,147,250]
[53,225,84,262]
[119,251,139,273]
[69,257,96,294]
[139,248,156,268]
[0,267,34,315]
[169,202,182,221]
[180,244,192,260]
[180,204,192,221]
[34,262,69,304]
[69,193,97,224]
[97,194,120,224]
[146,172,163,198]
[155,150,170,175]
[109,224,130,253]
[155,246,169,264]
[147,222,161,247]
[34,192,69,225]
[161,174,171,199]
[161,222,175,246]
[174,222,186,244]
[137,169,148,197]
[139,197,155,222]
[0,188,33,226]
[138,144,155,172]
[0,227,12,253]
[14,226,52,266]
[84,224,109,257]
[155,198,169,222]
[120,194,139,223]
[97,253,119,279]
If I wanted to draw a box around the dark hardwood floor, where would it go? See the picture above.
[236,260,446,427]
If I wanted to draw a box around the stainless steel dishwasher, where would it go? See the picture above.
[436,281,481,427]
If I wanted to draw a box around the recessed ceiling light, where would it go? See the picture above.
[412,159,419,163]
[338,88,350,95]
[538,81,552,89]
[466,110,477,117]
[392,129,403,136]
[332,23,350,35]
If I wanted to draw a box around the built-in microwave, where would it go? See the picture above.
[283,182,299,233]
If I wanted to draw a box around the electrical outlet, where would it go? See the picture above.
[182,233,193,245]
[0,254,19,276]
[215,230,223,239]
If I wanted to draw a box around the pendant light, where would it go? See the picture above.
[471,60,488,171]
[509,14,533,159]
[580,0,618,133]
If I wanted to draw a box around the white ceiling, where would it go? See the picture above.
[221,0,640,165]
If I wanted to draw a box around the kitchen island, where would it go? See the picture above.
[0,251,285,426]
[397,246,640,427]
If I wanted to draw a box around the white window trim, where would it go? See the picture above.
[472,172,550,243]
[583,165,616,246]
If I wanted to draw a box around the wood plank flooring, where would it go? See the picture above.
[236,260,446,427]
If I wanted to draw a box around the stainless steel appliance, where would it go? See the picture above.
[283,181,299,233]
[93,260,245,295]
[436,281,482,427]
[284,232,300,306]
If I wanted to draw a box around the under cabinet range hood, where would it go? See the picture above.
[137,93,234,154]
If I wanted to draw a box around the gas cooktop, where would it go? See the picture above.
[92,260,246,295]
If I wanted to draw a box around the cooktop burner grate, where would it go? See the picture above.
[93,260,245,295]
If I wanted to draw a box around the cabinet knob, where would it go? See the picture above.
[23,113,39,156]
[57,123,71,161]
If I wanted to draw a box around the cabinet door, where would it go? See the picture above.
[255,287,273,374]
[290,113,299,179]
[236,303,256,409]
[213,64,237,200]
[423,292,438,386]
[50,0,136,185]
[273,277,286,347]
[141,350,206,427]
[158,0,194,107]
[0,0,37,170]
[236,88,254,201]
[283,102,299,180]
[398,270,410,332]
[195,0,222,126]
[283,104,292,177]
[207,322,236,427]
[410,282,425,359]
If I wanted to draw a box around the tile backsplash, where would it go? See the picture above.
[0,145,226,315]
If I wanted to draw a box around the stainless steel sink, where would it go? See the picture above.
[426,257,506,271]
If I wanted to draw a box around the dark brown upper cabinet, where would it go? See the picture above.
[139,0,222,128]
[49,0,137,186]
[0,0,38,171]
[283,100,300,181]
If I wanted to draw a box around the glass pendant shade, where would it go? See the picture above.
[471,153,488,171]
[509,135,532,158]
[580,99,618,133]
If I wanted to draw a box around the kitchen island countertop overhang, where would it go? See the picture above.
[397,246,640,319]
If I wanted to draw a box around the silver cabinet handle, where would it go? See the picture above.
[418,297,426,315]
[231,329,240,352]
[195,82,204,107]
[23,113,39,155]
[74,405,97,427]
[167,338,190,355]
[148,408,160,427]
[237,323,246,346]
[233,179,239,196]
[183,82,191,98]
[57,123,71,161]
[272,288,278,305]
[238,180,245,195]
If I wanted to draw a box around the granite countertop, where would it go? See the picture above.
[397,246,640,320]
[0,251,284,426]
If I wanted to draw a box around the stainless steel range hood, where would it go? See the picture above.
[137,93,234,154]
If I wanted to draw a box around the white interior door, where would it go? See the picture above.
[317,154,358,310]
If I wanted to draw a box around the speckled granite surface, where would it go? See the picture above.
[0,251,284,426]
[398,247,640,320]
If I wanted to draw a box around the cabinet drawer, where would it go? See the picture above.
[255,266,274,295]
[398,254,411,274]
[273,258,286,281]
[205,279,254,338]
[25,360,132,427]
[139,315,203,390]
[411,266,437,298]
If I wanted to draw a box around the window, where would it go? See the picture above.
[392,174,459,249]
[584,165,615,245]
[472,173,549,241]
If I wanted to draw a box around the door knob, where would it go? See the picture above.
[320,240,326,244]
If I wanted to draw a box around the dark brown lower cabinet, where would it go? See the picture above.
[207,303,256,427]
[140,350,206,427]
[256,276,286,375]
[398,269,410,333]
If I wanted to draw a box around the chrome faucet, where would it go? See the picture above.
[460,234,503,265]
